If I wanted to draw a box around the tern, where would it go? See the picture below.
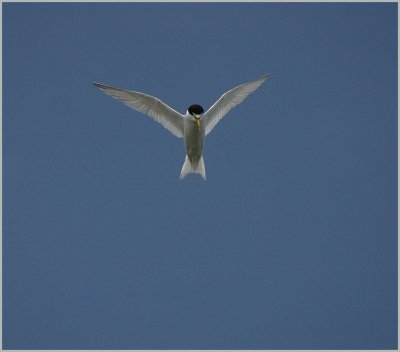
[93,73,270,180]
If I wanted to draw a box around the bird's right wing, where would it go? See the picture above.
[93,82,184,138]
[203,74,270,136]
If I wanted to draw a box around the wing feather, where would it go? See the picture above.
[204,74,270,136]
[93,82,184,138]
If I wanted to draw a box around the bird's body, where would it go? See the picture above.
[93,74,270,180]
[184,112,205,162]
[181,112,206,179]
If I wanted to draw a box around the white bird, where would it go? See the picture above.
[93,73,270,180]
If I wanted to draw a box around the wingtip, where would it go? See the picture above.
[254,73,271,83]
[92,82,113,91]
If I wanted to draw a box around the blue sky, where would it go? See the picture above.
[3,2,397,349]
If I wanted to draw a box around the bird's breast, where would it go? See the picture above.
[183,117,205,160]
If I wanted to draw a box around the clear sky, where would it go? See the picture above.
[3,2,397,350]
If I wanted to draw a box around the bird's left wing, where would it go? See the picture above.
[93,82,184,138]
[203,73,270,136]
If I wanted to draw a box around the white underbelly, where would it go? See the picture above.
[184,119,205,161]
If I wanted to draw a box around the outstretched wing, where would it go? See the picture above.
[203,74,270,136]
[93,82,184,138]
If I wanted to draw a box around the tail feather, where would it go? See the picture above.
[180,155,206,180]
[180,155,192,180]
[196,156,206,180]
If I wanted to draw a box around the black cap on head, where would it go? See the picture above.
[188,104,204,116]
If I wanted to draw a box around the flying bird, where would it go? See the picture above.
[93,73,270,180]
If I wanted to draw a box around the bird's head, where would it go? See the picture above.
[188,104,204,120]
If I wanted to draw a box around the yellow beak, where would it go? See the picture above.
[195,118,201,129]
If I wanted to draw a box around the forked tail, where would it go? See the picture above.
[180,155,206,180]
